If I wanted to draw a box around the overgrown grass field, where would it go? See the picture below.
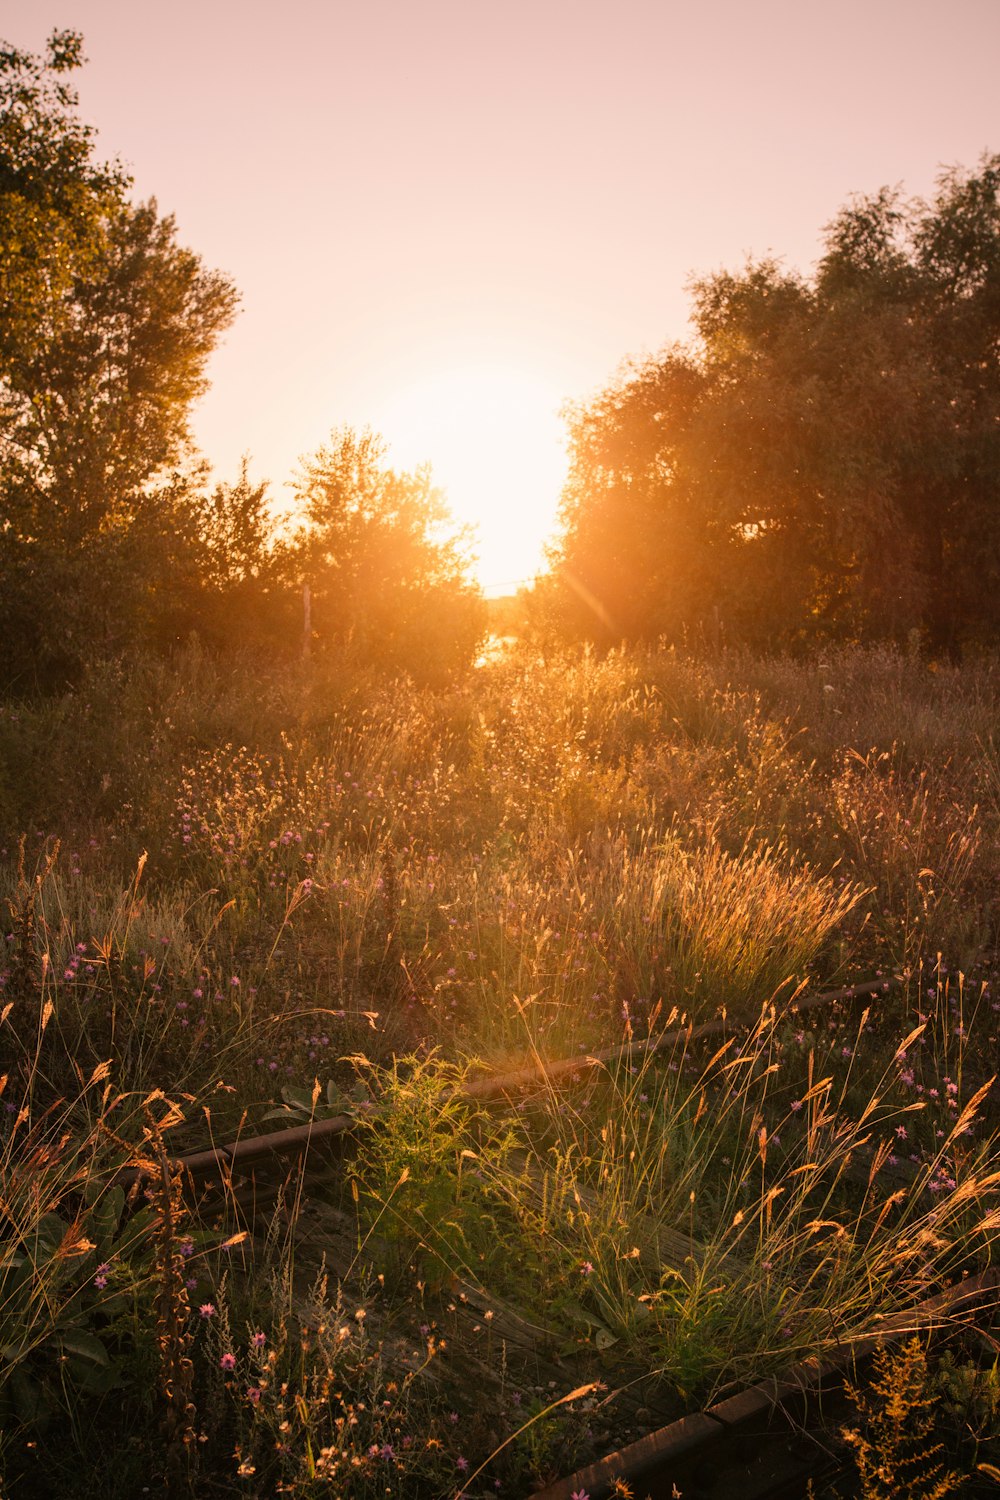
[2,641,1000,1496]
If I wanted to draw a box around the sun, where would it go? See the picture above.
[375,363,568,593]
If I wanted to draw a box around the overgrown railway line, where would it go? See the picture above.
[115,971,1000,1499]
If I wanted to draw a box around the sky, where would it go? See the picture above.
[4,0,999,590]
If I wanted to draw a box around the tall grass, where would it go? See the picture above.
[2,639,1000,1493]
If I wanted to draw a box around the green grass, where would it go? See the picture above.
[2,639,1000,1495]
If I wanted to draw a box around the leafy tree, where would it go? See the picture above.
[0,31,239,686]
[0,30,125,371]
[292,427,485,678]
[186,462,295,653]
[552,351,711,643]
[551,155,1000,654]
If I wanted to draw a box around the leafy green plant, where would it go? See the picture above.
[262,1075,374,1126]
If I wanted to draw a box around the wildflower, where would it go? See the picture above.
[251,1331,267,1348]
[246,1387,261,1404]
[220,1352,236,1371]
[199,1302,216,1318]
[93,1263,110,1289]
[580,1260,595,1276]
[457,1457,469,1472]
[571,1491,591,1500]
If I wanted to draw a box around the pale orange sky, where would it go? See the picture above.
[4,0,999,588]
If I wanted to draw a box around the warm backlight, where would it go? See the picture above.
[377,364,568,593]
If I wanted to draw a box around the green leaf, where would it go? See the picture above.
[280,1084,317,1112]
[89,1186,126,1250]
[56,1330,110,1367]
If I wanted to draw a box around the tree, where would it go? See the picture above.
[551,351,711,643]
[185,461,294,653]
[0,31,239,685]
[292,427,485,678]
[550,156,1000,654]
[0,30,125,372]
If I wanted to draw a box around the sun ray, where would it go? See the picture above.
[376,364,567,592]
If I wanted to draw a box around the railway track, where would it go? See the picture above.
[124,974,900,1193]
[528,1270,1000,1500]
[120,969,1000,1499]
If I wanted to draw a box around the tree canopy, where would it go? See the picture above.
[0,32,242,684]
[291,427,485,679]
[550,155,1000,655]
[0,32,488,688]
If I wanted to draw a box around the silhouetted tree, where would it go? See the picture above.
[551,155,1000,654]
[291,427,485,679]
[0,31,239,685]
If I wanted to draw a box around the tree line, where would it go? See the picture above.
[3,31,998,691]
[0,31,482,689]
[546,155,1000,656]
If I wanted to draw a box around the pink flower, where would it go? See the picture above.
[220,1352,236,1371]
[199,1302,216,1318]
[580,1260,594,1276]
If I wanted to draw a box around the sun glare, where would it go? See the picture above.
[377,365,568,593]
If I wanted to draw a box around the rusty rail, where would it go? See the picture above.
[118,973,900,1190]
[529,1267,1000,1500]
